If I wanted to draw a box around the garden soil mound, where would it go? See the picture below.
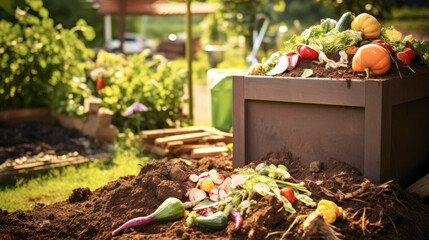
[1,152,429,240]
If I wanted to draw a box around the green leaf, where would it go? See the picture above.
[26,0,43,11]
[38,7,49,18]
[301,69,313,78]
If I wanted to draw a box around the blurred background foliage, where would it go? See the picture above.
[0,0,428,129]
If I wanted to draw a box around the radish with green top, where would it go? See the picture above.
[112,197,185,236]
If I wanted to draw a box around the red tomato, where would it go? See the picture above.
[298,45,318,60]
[280,187,295,203]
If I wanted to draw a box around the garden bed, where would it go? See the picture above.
[0,152,428,239]
[0,122,109,182]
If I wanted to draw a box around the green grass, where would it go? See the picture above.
[0,134,163,212]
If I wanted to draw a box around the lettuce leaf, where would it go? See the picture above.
[243,175,295,213]
[311,29,362,53]
[284,20,361,53]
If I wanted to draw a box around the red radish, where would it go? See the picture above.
[403,47,415,60]
[188,188,206,202]
[221,174,227,180]
[266,55,289,76]
[231,175,247,188]
[219,177,232,195]
[230,209,243,231]
[219,189,228,201]
[287,54,302,70]
[209,169,224,185]
[188,174,199,183]
[198,172,209,179]
[209,191,219,202]
[112,197,184,236]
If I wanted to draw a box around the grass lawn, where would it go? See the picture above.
[0,135,163,212]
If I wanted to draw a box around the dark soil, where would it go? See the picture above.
[1,152,428,240]
[254,53,429,80]
[0,122,105,164]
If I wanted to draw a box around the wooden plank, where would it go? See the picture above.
[202,135,226,143]
[171,144,212,155]
[201,126,233,143]
[233,75,245,168]
[190,146,228,159]
[165,141,184,150]
[141,126,204,139]
[154,132,210,145]
[0,153,109,183]
[144,144,170,157]
[363,81,385,182]
[407,174,429,199]
[243,76,366,107]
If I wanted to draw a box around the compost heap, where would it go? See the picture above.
[1,152,429,240]
[251,12,429,80]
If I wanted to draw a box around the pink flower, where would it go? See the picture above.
[123,102,148,117]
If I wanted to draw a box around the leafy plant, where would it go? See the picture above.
[94,50,188,132]
[0,0,94,116]
[216,0,285,52]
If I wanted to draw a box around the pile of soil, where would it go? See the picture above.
[1,152,428,239]
[0,122,106,164]
[254,53,428,80]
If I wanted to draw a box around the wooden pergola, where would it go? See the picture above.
[92,0,219,122]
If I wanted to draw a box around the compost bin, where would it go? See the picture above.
[233,73,429,187]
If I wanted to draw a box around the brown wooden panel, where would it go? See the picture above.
[389,73,429,105]
[389,97,429,186]
[243,76,366,107]
[245,100,365,171]
[233,76,246,168]
[363,80,385,181]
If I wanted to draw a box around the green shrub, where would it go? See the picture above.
[0,0,94,115]
[94,50,188,132]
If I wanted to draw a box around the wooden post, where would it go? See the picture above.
[118,0,125,54]
[186,0,193,123]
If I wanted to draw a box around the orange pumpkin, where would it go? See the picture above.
[352,44,391,78]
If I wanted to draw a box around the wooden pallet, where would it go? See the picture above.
[0,152,109,183]
[141,127,232,159]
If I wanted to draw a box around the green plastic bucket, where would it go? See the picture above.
[207,69,247,132]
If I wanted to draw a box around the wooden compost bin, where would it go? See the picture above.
[233,73,429,187]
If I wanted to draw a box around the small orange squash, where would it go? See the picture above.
[351,13,381,39]
[352,44,391,78]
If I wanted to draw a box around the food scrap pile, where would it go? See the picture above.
[251,12,429,79]
[1,152,428,239]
